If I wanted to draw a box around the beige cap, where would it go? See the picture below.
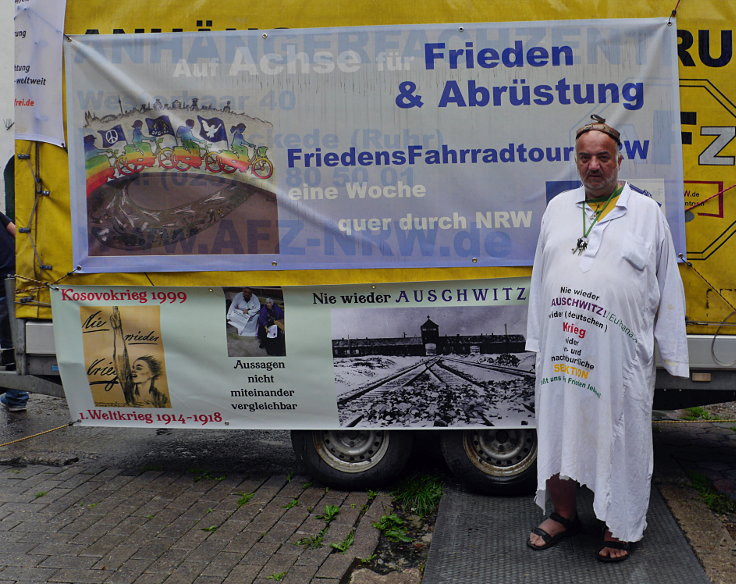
[575,115,621,146]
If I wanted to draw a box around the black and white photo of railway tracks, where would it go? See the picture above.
[331,304,535,428]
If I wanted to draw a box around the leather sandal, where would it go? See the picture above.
[527,512,581,550]
[597,539,631,562]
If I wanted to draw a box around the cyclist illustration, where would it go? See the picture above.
[84,134,111,160]
[200,122,273,178]
[112,120,161,175]
[230,123,255,157]
[130,120,155,154]
[176,119,204,151]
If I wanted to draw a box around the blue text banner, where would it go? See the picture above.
[65,19,684,272]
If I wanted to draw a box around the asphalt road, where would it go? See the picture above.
[0,394,297,474]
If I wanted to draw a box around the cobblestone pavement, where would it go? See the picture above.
[0,396,402,584]
[0,464,392,584]
[0,397,734,583]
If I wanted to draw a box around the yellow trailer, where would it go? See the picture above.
[7,0,736,491]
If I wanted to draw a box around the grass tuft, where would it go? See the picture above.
[687,471,736,515]
[682,407,714,421]
[392,474,444,518]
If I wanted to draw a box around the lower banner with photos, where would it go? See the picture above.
[52,279,535,429]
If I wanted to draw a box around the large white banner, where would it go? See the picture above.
[52,280,534,429]
[1,0,15,202]
[14,0,67,147]
[64,19,684,273]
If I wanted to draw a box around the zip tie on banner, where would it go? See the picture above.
[12,267,81,291]
[11,268,79,307]
[685,183,736,213]
[0,422,75,448]
[668,0,683,26]
[49,266,83,288]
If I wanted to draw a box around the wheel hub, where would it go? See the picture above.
[464,429,537,477]
[313,430,390,473]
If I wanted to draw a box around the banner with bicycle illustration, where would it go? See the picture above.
[64,19,684,273]
[52,279,533,429]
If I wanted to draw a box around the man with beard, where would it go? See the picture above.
[525,116,689,562]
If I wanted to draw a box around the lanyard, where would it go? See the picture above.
[572,184,624,255]
[582,184,623,239]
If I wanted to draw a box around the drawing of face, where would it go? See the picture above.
[132,359,154,385]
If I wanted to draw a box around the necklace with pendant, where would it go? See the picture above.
[572,185,623,255]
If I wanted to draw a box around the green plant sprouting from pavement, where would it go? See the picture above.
[297,532,325,549]
[236,492,255,507]
[373,513,413,543]
[283,498,299,509]
[683,407,714,421]
[201,525,219,532]
[297,504,341,549]
[267,572,287,581]
[330,530,355,553]
[687,471,736,514]
[362,490,379,511]
[392,473,444,517]
[316,504,340,522]
[34,492,47,499]
[189,468,226,482]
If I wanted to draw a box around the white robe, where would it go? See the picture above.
[526,183,688,542]
[227,292,260,336]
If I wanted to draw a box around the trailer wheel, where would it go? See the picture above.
[440,429,537,495]
[291,430,413,489]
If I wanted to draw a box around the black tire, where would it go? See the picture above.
[291,429,414,490]
[440,429,537,495]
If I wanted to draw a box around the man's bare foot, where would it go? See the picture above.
[597,529,631,562]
